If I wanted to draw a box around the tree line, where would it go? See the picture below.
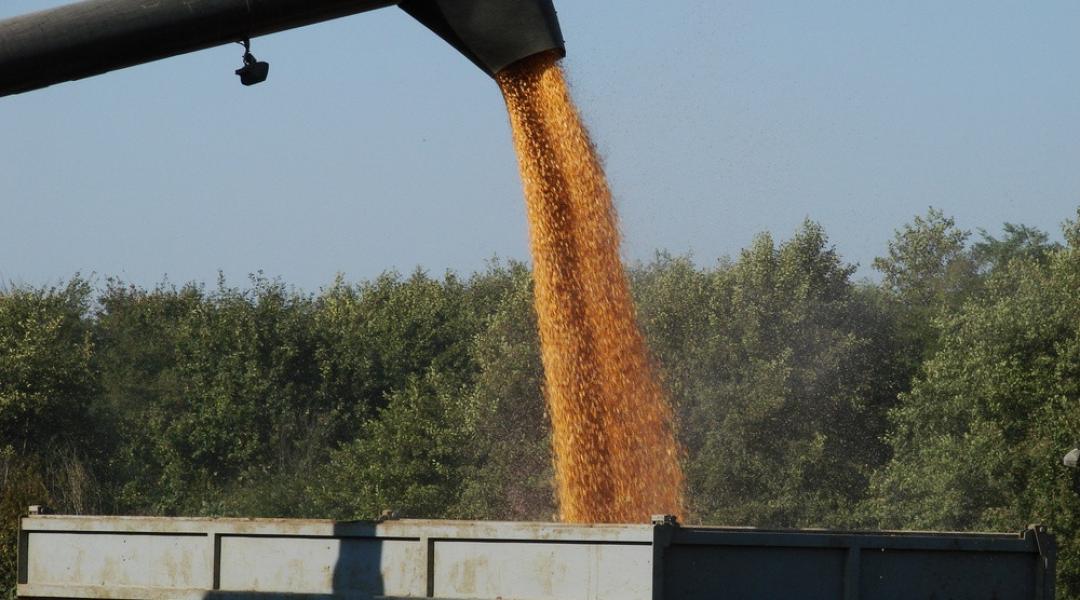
[3,208,1080,597]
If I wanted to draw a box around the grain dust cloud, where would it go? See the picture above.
[497,53,685,523]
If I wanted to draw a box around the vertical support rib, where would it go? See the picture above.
[843,545,861,600]
[650,516,676,600]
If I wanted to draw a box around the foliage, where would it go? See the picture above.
[872,208,980,362]
[864,210,1080,595]
[0,281,103,598]
[632,223,907,527]
[309,371,479,519]
[973,222,1063,272]
[0,279,96,451]
[454,263,553,521]
[0,448,44,600]
[3,209,1080,595]
[873,207,978,310]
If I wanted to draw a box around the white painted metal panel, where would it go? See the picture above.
[431,540,652,600]
[25,532,210,589]
[17,516,656,600]
[218,536,426,597]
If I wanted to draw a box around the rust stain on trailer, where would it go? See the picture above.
[449,556,484,594]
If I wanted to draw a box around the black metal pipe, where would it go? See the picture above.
[0,0,564,97]
[0,0,396,97]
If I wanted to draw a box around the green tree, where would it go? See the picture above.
[455,262,554,520]
[1,448,49,600]
[0,280,100,598]
[311,269,492,439]
[310,371,480,519]
[973,222,1061,273]
[307,264,534,519]
[92,279,203,513]
[865,209,1080,597]
[0,279,96,450]
[632,223,905,527]
[630,252,717,458]
[92,276,325,515]
[873,207,978,310]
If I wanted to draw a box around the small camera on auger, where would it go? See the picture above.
[235,38,269,86]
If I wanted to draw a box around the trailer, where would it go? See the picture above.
[16,512,1054,600]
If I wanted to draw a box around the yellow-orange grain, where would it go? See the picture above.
[497,53,685,523]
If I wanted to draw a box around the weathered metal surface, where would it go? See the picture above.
[663,525,1054,600]
[25,532,209,590]
[16,515,1054,600]
[217,537,426,596]
[18,516,654,600]
[430,540,650,598]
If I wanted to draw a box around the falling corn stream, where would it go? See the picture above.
[497,53,685,523]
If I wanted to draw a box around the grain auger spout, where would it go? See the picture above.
[0,0,564,97]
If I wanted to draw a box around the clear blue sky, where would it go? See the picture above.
[2,0,1078,290]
